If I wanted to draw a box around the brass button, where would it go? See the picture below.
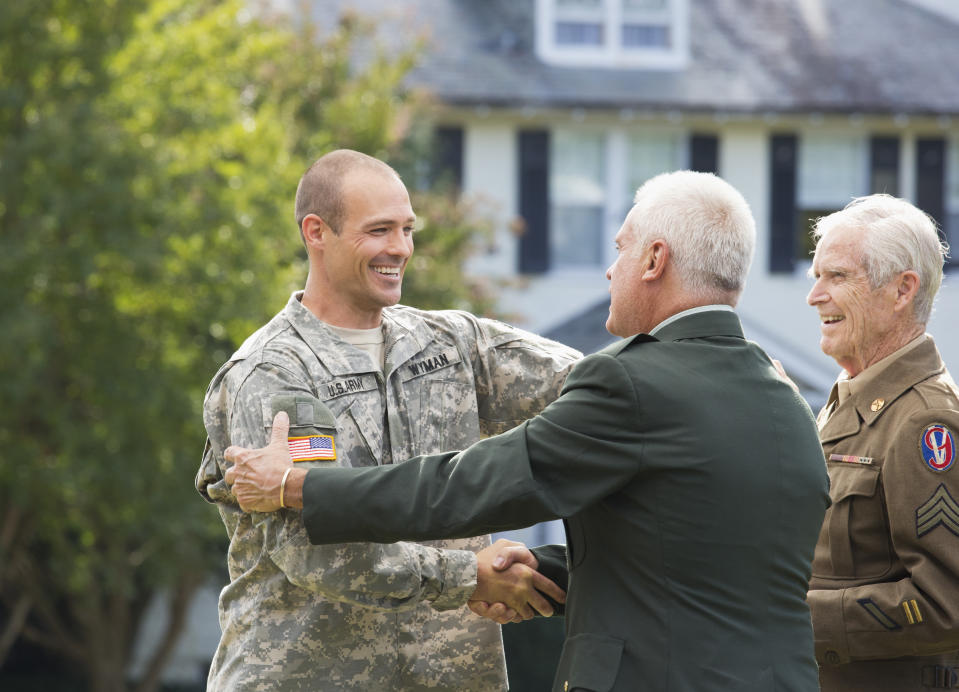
[871,398,885,412]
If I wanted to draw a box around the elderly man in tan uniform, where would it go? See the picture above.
[806,194,959,691]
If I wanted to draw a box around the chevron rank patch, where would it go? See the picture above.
[288,434,336,462]
[857,598,901,630]
[920,424,955,472]
[916,483,959,538]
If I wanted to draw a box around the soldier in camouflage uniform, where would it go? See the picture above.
[196,150,579,691]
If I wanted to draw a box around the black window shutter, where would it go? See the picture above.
[916,138,946,244]
[689,134,719,174]
[869,136,900,195]
[769,134,798,273]
[518,130,550,274]
[433,126,464,191]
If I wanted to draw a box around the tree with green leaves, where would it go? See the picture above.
[0,2,494,690]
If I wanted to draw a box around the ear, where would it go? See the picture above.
[892,270,920,313]
[301,214,332,251]
[640,239,669,282]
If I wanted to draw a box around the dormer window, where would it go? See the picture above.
[536,0,688,69]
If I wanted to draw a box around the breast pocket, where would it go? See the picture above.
[422,380,482,450]
[321,396,379,468]
[818,460,891,579]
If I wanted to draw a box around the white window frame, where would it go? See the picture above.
[798,132,868,209]
[535,0,689,70]
[548,126,686,270]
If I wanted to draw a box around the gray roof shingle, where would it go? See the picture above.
[333,0,959,115]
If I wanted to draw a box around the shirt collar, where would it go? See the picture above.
[839,333,927,404]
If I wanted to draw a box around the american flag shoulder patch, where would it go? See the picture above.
[288,434,336,462]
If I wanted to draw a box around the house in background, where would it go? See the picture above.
[314,0,959,409]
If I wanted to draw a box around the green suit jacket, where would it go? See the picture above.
[302,310,831,691]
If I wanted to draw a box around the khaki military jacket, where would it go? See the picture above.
[809,336,959,691]
[195,292,579,691]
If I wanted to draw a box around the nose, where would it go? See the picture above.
[386,228,413,259]
[605,261,615,281]
[806,279,825,307]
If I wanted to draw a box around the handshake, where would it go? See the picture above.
[467,538,566,625]
[224,412,566,626]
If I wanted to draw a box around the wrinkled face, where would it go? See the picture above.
[605,210,649,337]
[321,169,415,321]
[806,224,901,376]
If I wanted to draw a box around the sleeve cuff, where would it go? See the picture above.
[428,549,477,611]
[809,588,851,665]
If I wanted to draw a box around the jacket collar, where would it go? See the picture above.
[283,293,438,377]
[819,335,945,444]
[652,308,745,342]
[602,309,745,356]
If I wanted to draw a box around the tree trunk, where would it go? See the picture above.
[133,573,203,692]
[0,592,31,665]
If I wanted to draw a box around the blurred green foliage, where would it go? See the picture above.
[0,1,495,690]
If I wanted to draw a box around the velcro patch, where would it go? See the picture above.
[916,483,959,538]
[920,424,955,472]
[288,434,336,462]
[402,347,461,380]
[322,375,376,400]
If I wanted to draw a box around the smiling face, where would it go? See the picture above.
[313,168,415,327]
[807,223,903,376]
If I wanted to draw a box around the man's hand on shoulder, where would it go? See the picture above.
[225,411,305,511]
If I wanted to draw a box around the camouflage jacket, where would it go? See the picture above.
[196,292,580,691]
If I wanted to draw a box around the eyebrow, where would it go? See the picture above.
[807,263,854,279]
[364,215,417,228]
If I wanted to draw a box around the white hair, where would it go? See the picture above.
[812,194,949,325]
[629,170,756,299]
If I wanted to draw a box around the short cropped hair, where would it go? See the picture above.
[294,149,401,234]
[628,171,756,299]
[812,194,949,324]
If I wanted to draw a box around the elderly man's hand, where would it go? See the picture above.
[224,411,294,512]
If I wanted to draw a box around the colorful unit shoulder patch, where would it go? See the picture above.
[920,424,955,472]
[288,434,335,462]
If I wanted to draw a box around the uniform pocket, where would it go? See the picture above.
[828,461,880,502]
[553,633,624,692]
[821,461,890,578]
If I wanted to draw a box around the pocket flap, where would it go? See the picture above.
[263,393,337,431]
[554,633,624,692]
[827,461,880,502]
